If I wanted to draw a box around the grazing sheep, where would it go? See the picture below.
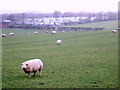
[46,31,49,33]
[57,40,62,45]
[62,31,65,33]
[112,30,117,33]
[21,59,43,78]
[1,34,6,37]
[51,31,56,34]
[34,31,38,34]
[9,33,15,36]
[28,33,30,35]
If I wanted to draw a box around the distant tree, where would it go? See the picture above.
[106,12,117,20]
[7,14,15,22]
[53,11,62,18]
[21,13,26,24]
[1,14,8,20]
[63,12,75,17]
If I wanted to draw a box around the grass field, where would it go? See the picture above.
[65,20,117,29]
[2,20,118,88]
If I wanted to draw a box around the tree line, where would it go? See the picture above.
[1,11,118,21]
[1,11,118,28]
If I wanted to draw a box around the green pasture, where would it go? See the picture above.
[2,20,118,88]
[65,20,118,30]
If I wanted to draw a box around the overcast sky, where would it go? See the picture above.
[0,0,119,14]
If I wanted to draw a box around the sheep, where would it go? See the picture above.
[51,31,56,34]
[62,31,65,33]
[21,59,43,78]
[56,40,62,45]
[28,33,30,35]
[9,33,15,36]
[1,34,6,37]
[34,31,38,34]
[112,30,117,33]
[46,31,49,33]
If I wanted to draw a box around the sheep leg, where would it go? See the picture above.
[28,73,30,78]
[32,71,36,77]
[39,67,42,76]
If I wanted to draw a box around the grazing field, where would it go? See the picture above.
[2,20,118,88]
[65,20,117,29]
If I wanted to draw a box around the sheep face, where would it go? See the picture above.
[21,63,27,69]
[21,63,31,74]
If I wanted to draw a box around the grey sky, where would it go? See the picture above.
[0,0,119,14]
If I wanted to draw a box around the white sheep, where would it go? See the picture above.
[28,33,30,35]
[112,30,117,33]
[56,40,62,45]
[46,31,49,33]
[1,34,6,37]
[21,59,43,78]
[9,33,15,36]
[34,31,38,34]
[51,31,56,34]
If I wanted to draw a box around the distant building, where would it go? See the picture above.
[1,20,11,28]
